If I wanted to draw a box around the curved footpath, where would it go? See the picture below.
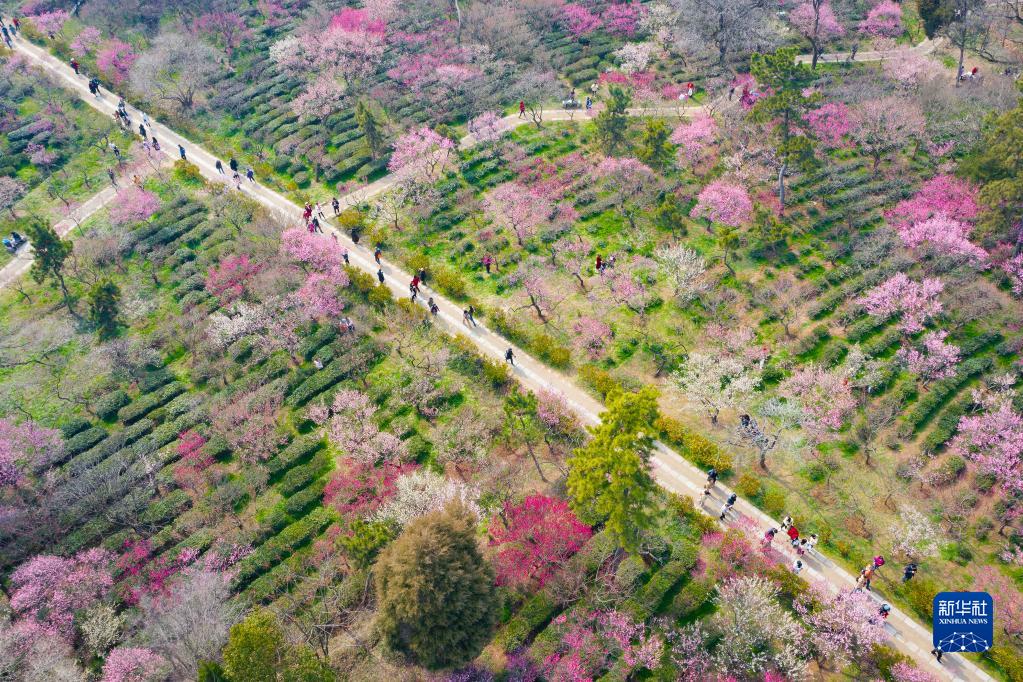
[8,34,988,681]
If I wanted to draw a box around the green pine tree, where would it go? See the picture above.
[566,386,660,553]
[88,279,121,340]
[374,503,498,669]
[355,99,385,159]
[222,610,334,682]
[636,118,674,170]
[594,85,632,154]
[653,192,687,239]
[25,219,74,315]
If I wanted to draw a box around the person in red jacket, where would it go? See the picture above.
[519,100,526,118]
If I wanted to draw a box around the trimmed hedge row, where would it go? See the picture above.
[95,389,130,420]
[241,546,314,605]
[266,435,323,479]
[277,451,330,497]
[60,418,154,474]
[621,542,699,622]
[495,592,559,653]
[60,417,92,440]
[141,489,191,526]
[118,382,187,425]
[138,368,175,393]
[233,508,333,588]
[282,479,326,518]
[902,357,993,433]
[63,426,107,458]
[285,342,384,407]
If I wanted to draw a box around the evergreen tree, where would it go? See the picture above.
[594,85,632,154]
[197,661,230,682]
[636,119,674,170]
[222,610,334,682]
[355,99,385,159]
[88,279,121,340]
[653,192,687,239]
[750,47,820,212]
[25,219,74,315]
[917,0,948,37]
[374,503,498,669]
[566,387,660,553]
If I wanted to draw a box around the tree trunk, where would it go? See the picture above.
[956,39,967,87]
[777,162,787,212]
[573,272,586,290]
[528,294,547,322]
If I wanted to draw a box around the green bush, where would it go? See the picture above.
[267,435,324,479]
[95,389,130,420]
[762,488,787,516]
[59,417,92,440]
[277,451,329,497]
[622,542,699,621]
[903,577,939,620]
[64,426,107,458]
[578,364,621,399]
[138,368,174,393]
[173,160,206,186]
[434,266,468,299]
[298,325,338,360]
[142,489,191,526]
[234,508,333,588]
[118,382,187,425]
[671,577,713,618]
[494,592,558,652]
[735,473,762,498]
[283,479,327,518]
[532,333,571,368]
[990,646,1023,682]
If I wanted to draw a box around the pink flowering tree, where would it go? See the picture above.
[204,254,264,305]
[483,182,552,247]
[884,51,942,89]
[10,548,114,641]
[96,40,138,86]
[542,609,663,679]
[973,566,1023,638]
[279,228,348,282]
[1003,254,1023,297]
[388,126,455,198]
[28,10,69,36]
[602,3,642,37]
[467,111,503,146]
[691,180,753,229]
[896,214,987,265]
[0,176,27,218]
[794,582,888,667]
[790,0,845,70]
[101,647,169,682]
[536,388,578,439]
[850,96,926,169]
[294,273,346,320]
[671,114,718,169]
[0,418,63,486]
[803,102,851,148]
[212,387,288,465]
[192,12,252,57]
[325,390,407,466]
[886,174,979,229]
[108,188,161,227]
[324,457,416,523]
[857,273,944,334]
[172,430,212,497]
[71,26,102,56]
[897,331,960,385]
[859,0,904,37]
[572,316,614,359]
[488,495,591,590]
[950,403,1023,495]
[779,364,856,442]
[562,3,602,39]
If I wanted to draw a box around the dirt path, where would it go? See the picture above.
[8,34,989,681]
[795,38,938,64]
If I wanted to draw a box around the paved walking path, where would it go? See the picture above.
[0,185,118,290]
[8,35,988,681]
[796,38,937,64]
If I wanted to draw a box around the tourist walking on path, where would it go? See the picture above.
[1,26,11,48]
[247,167,255,182]
[138,123,146,139]
[463,308,477,328]
[700,482,713,508]
[70,58,79,74]
[215,159,224,174]
[332,197,340,215]
[505,347,515,365]
[706,467,717,487]
[377,268,385,284]
[519,100,525,118]
[374,245,382,265]
[178,144,187,160]
[780,515,793,532]
[230,158,238,173]
[232,172,242,190]
[792,559,803,575]
[152,137,160,151]
[107,168,117,187]
[903,563,918,582]
[931,647,943,663]
[719,493,736,521]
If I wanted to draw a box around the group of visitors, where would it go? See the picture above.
[3,230,26,254]
[595,253,617,274]
[0,15,19,48]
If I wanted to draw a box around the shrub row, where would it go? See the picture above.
[902,357,993,433]
[60,417,92,440]
[621,542,699,621]
[241,546,314,605]
[921,398,972,453]
[63,426,107,458]
[495,592,559,652]
[655,416,733,473]
[286,342,384,407]
[277,451,330,497]
[138,368,175,393]
[118,382,187,425]
[95,389,130,420]
[266,435,324,480]
[283,478,327,518]
[233,508,333,588]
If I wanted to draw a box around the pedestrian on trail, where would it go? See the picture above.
[763,528,778,547]
[232,172,242,190]
[303,203,312,221]
[314,202,325,220]
[585,96,592,111]
[806,533,818,554]
[792,559,804,575]
[138,123,146,139]
[856,565,874,592]
[483,254,492,274]
[780,515,793,532]
[142,140,151,155]
[903,563,918,583]
[351,228,360,244]
[247,167,255,182]
[178,144,186,160]
[111,144,121,160]
[429,298,439,315]
[332,197,340,215]
[341,248,349,265]
[410,284,418,302]
[374,245,382,265]
[107,168,117,186]
[878,603,891,621]
[377,268,385,284]
[931,647,943,663]
[11,17,18,33]
[311,217,321,232]
[229,157,238,173]
[1,26,10,48]
[786,525,800,547]
[151,137,160,151]
[719,493,736,521]
[700,482,713,507]
[410,275,420,293]
[505,347,515,365]
[215,159,224,174]
[132,174,142,187]
[706,468,718,486]
[872,555,886,570]
[463,308,477,328]
[596,254,602,271]
[70,58,79,74]
[687,82,695,98]
[307,221,315,233]
[798,537,811,554]
[142,113,150,128]
[519,100,526,118]
[114,111,124,128]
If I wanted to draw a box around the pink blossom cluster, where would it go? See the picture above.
[70,26,102,56]
[897,330,961,382]
[488,495,591,589]
[10,548,114,641]
[173,430,212,494]
[602,3,644,37]
[280,227,348,283]
[536,388,574,433]
[886,174,980,229]
[779,364,857,439]
[790,0,845,41]
[859,0,904,36]
[96,40,138,85]
[483,182,555,246]
[951,403,1023,495]
[28,10,69,36]
[0,417,62,487]
[324,457,416,521]
[562,3,601,38]
[897,214,988,264]
[108,187,161,227]
[794,582,888,665]
[857,273,944,334]
[1003,254,1023,297]
[467,111,503,144]
[690,179,753,227]
[192,12,253,57]
[388,126,455,184]
[542,608,662,679]
[671,114,718,167]
[204,254,264,304]
[804,102,852,148]
[101,647,168,682]
[572,316,613,359]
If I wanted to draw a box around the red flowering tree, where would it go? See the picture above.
[602,3,643,37]
[173,430,212,497]
[323,457,416,523]
[204,254,264,305]
[803,102,851,148]
[562,3,601,39]
[886,174,979,229]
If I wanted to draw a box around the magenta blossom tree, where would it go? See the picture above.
[859,0,904,37]
[896,214,987,265]
[1003,254,1023,297]
[29,10,69,36]
[973,566,1023,638]
[96,40,138,85]
[204,254,264,305]
[602,3,643,37]
[280,227,348,283]
[101,647,169,682]
[488,494,591,590]
[108,188,161,227]
[71,26,102,56]
[794,582,888,666]
[467,111,503,145]
[950,403,1023,495]
[10,548,114,641]
[790,0,845,69]
[803,102,851,148]
[562,3,602,38]
[671,114,718,168]
[886,174,979,229]
[192,12,252,57]
[897,330,960,384]
[691,180,753,228]
[294,273,346,319]
[857,273,943,334]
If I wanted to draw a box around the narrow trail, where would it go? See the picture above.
[7,35,989,681]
